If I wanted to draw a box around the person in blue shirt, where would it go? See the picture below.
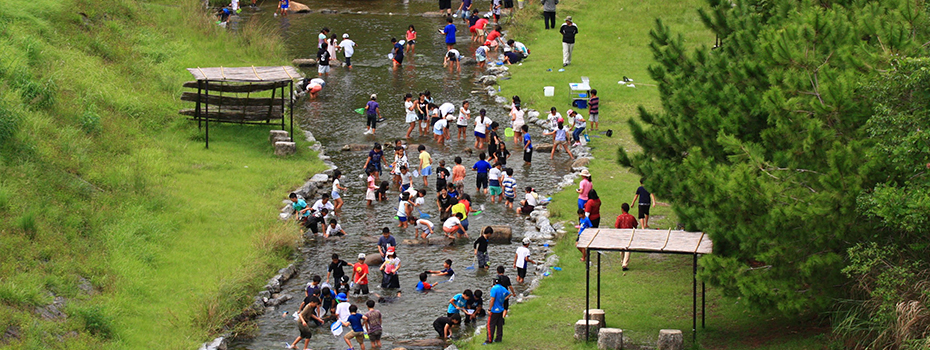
[577,208,594,261]
[342,304,367,350]
[446,289,472,317]
[472,152,492,194]
[428,259,455,278]
[485,277,511,344]
[521,125,532,165]
[416,272,433,291]
[441,17,457,50]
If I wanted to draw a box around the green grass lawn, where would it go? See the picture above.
[458,0,830,348]
[0,0,324,348]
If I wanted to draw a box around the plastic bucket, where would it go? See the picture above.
[544,86,555,96]
[517,0,525,8]
[572,99,588,109]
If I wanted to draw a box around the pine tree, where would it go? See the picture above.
[620,0,930,314]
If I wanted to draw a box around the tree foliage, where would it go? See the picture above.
[620,0,930,315]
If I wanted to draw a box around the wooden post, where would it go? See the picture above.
[267,85,276,125]
[585,249,590,341]
[597,251,601,309]
[205,80,210,149]
[196,81,202,130]
[692,254,697,344]
[289,80,294,143]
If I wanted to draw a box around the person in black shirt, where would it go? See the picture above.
[474,228,492,269]
[317,42,331,76]
[327,253,349,285]
[559,16,578,66]
[464,289,485,323]
[433,314,461,339]
[436,188,456,221]
[630,178,657,228]
[435,160,450,192]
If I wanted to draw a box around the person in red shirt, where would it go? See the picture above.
[352,253,370,295]
[614,203,637,271]
[486,25,503,54]
[583,189,601,227]
[471,16,489,42]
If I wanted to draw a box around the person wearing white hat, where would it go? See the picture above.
[513,238,536,283]
[576,168,592,209]
[560,15,578,66]
[338,33,356,68]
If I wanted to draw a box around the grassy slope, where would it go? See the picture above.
[460,0,828,348]
[0,1,323,348]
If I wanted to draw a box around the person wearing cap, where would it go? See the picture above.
[569,109,587,146]
[334,292,352,325]
[485,276,511,344]
[560,16,578,66]
[540,0,557,29]
[513,238,536,283]
[377,227,397,259]
[475,42,490,68]
[379,247,401,288]
[576,168,592,209]
[352,254,370,295]
[363,94,381,135]
[338,33,356,68]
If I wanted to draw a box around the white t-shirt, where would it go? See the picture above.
[231,0,239,11]
[339,39,356,57]
[312,199,335,213]
[439,103,456,118]
[474,116,492,134]
[414,196,425,207]
[489,167,502,181]
[548,112,563,129]
[309,78,326,87]
[400,172,412,185]
[326,224,344,236]
[573,113,586,129]
[434,117,448,131]
[417,219,434,232]
[457,107,470,126]
[443,217,462,229]
[524,192,538,206]
[336,302,351,323]
[513,41,528,56]
[511,109,525,126]
[397,200,410,217]
[515,246,531,268]
[405,101,417,118]
[446,49,461,60]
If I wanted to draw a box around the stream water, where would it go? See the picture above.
[229,1,573,349]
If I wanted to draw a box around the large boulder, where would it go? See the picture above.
[401,237,454,246]
[461,57,477,66]
[481,225,513,243]
[534,143,553,152]
[572,157,591,168]
[288,1,311,13]
[292,58,318,67]
[365,253,383,266]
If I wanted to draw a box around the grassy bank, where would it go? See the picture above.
[459,0,828,348]
[0,0,323,348]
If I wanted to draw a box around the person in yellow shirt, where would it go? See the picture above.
[450,193,476,231]
[418,145,432,187]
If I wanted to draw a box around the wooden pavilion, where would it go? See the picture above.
[575,228,714,343]
[180,66,300,148]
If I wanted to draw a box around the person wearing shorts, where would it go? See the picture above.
[363,300,383,349]
[364,94,381,135]
[513,238,535,283]
[439,0,453,15]
[342,305,366,350]
[472,152,491,193]
[487,162,503,201]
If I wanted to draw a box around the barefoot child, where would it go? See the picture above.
[473,109,492,150]
[457,101,471,140]
[488,162,503,203]
[417,272,433,291]
[474,227,491,269]
[415,218,435,239]
[433,314,461,339]
[341,305,367,350]
[331,169,347,211]
[513,238,537,283]
[363,300,383,350]
[397,192,413,229]
[435,160,450,192]
[501,168,517,209]
[376,181,389,201]
[576,208,594,261]
[443,213,468,238]
[288,296,321,350]
[418,145,432,187]
[404,93,417,138]
[427,259,455,277]
[366,169,378,206]
[472,152,491,195]
[325,219,347,238]
[521,125,532,165]
[452,157,466,189]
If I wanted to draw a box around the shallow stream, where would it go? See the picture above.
[230,1,573,348]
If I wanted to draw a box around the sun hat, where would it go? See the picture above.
[370,94,377,99]
[522,237,531,245]
[565,16,573,21]
[580,169,591,177]
[336,293,348,301]
[387,247,396,255]
[358,253,367,260]
[343,33,349,38]
[566,109,574,115]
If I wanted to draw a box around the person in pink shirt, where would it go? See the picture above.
[576,169,592,209]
